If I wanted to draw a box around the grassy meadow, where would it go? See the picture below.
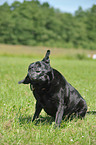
[0,44,96,144]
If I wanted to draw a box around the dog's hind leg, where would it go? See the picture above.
[76,102,87,119]
[32,101,42,122]
[77,107,87,118]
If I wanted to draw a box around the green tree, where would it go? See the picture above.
[0,0,96,49]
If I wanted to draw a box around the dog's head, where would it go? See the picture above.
[18,50,54,84]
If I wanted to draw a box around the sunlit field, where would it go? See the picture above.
[0,44,96,144]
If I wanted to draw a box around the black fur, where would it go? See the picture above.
[18,50,87,127]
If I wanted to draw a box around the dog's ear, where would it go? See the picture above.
[18,75,30,84]
[42,50,50,64]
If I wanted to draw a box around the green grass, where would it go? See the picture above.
[0,46,96,144]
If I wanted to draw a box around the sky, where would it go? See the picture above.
[0,0,96,13]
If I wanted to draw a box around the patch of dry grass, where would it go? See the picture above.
[0,43,96,59]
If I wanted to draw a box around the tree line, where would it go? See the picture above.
[0,0,96,49]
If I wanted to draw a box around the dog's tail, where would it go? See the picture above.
[42,50,50,63]
[87,111,96,115]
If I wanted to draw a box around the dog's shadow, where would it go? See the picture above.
[18,111,96,126]
[18,115,32,125]
[18,115,54,126]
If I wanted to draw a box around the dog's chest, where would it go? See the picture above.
[35,91,58,116]
[30,84,58,108]
[34,89,52,106]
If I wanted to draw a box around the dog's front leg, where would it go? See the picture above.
[55,102,64,127]
[55,90,64,127]
[32,101,42,122]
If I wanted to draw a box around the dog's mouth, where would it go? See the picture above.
[28,72,47,81]
[28,70,52,84]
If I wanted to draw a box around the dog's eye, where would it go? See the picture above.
[29,65,34,70]
[28,67,33,71]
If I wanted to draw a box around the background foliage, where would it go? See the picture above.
[0,0,96,49]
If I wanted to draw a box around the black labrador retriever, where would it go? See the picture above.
[18,50,87,127]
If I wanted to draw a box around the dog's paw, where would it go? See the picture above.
[52,122,60,129]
